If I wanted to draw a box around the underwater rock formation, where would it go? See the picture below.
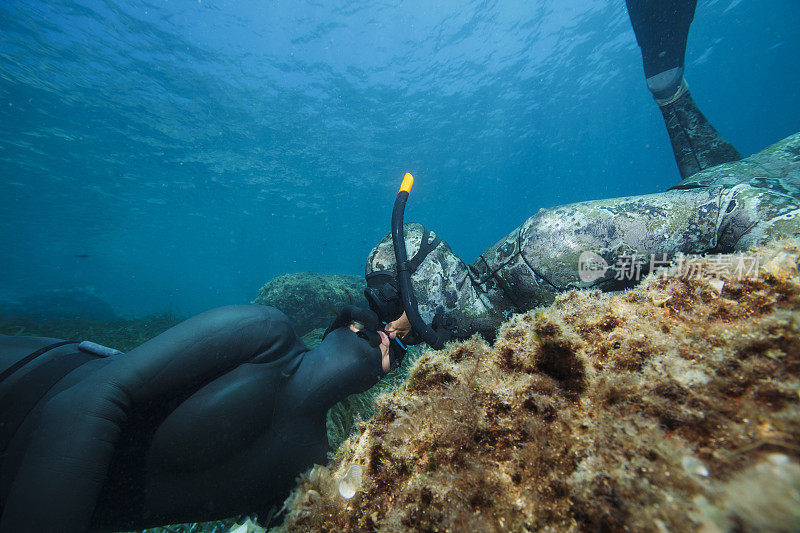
[0,311,180,353]
[0,287,118,322]
[279,240,800,532]
[253,273,367,335]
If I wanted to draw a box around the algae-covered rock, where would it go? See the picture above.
[0,288,118,321]
[0,311,180,352]
[279,240,800,532]
[301,327,326,348]
[252,273,367,335]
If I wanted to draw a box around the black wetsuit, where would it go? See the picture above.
[0,305,383,532]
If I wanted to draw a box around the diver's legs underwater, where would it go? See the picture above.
[626,0,741,179]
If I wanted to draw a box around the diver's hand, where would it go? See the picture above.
[431,309,457,345]
[325,306,392,372]
[324,305,382,347]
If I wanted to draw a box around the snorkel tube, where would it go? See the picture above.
[391,173,448,350]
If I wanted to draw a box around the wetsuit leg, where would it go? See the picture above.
[657,91,742,179]
[626,0,741,179]
[0,305,300,533]
[0,336,69,379]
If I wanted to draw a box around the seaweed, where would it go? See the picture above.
[280,240,800,532]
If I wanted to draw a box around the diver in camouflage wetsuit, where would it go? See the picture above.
[364,1,800,344]
[366,134,800,343]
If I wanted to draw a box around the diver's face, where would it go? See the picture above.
[384,312,412,341]
[349,323,391,373]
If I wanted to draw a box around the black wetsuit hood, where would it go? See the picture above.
[286,326,383,414]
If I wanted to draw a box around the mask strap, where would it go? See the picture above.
[407,229,442,274]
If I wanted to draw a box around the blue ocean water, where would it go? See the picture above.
[0,0,798,317]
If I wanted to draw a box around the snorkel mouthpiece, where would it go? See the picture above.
[391,173,448,350]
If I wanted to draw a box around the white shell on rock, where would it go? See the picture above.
[683,455,710,477]
[228,518,266,533]
[338,464,364,499]
[768,453,791,466]
[708,278,724,296]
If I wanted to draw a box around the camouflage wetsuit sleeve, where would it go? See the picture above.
[470,133,800,312]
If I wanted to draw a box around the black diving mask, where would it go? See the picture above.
[364,271,404,323]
